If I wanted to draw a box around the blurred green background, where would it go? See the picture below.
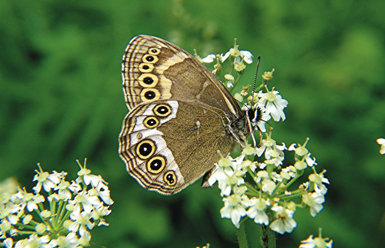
[1,0,385,247]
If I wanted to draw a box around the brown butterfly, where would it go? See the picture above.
[119,35,257,194]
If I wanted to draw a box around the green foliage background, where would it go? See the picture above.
[1,0,384,247]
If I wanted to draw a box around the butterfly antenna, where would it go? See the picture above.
[252,56,261,94]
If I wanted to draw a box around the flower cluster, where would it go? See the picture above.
[197,41,287,135]
[209,136,328,234]
[196,38,253,89]
[0,159,113,247]
[199,41,329,236]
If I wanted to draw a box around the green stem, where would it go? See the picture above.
[260,225,276,248]
[237,221,249,248]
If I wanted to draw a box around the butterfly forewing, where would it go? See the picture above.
[121,35,243,117]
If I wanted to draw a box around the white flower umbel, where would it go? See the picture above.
[210,136,329,234]
[200,41,331,246]
[0,159,113,247]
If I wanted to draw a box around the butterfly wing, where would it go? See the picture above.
[119,100,234,194]
[121,35,242,118]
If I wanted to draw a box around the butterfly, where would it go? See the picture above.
[119,35,258,194]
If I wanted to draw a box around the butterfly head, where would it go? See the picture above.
[226,107,262,147]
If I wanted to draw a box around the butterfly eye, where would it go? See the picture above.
[153,104,171,117]
[135,139,156,160]
[143,54,158,64]
[146,155,166,174]
[139,63,154,73]
[148,47,160,55]
[164,171,177,186]
[138,73,158,87]
[140,88,160,101]
[143,116,159,128]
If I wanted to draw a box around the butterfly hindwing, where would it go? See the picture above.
[119,100,234,194]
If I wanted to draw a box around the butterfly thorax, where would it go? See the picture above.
[226,106,262,147]
[225,112,250,146]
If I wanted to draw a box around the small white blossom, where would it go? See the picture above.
[259,90,288,122]
[299,234,333,248]
[220,193,248,228]
[246,198,270,225]
[377,138,385,154]
[302,192,325,217]
[209,154,246,196]
[33,168,65,194]
[261,179,276,195]
[222,48,253,64]
[201,54,216,63]
[270,205,296,234]
[309,171,329,186]
[262,69,275,81]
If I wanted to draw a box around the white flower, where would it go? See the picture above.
[305,155,317,167]
[288,143,308,156]
[94,181,114,206]
[71,190,102,214]
[209,154,246,196]
[246,198,270,225]
[33,169,65,194]
[208,157,236,186]
[220,52,230,62]
[299,234,333,248]
[201,54,216,63]
[259,90,288,122]
[68,181,82,193]
[377,138,385,154]
[239,51,253,64]
[302,192,325,217]
[219,172,244,196]
[265,147,285,167]
[270,205,296,234]
[222,49,253,64]
[280,166,297,180]
[55,180,72,200]
[69,205,95,231]
[3,238,13,248]
[220,194,248,228]
[262,69,275,81]
[261,179,276,195]
[309,171,329,187]
[21,234,51,248]
[14,188,43,212]
[49,233,80,248]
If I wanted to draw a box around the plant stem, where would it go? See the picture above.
[237,221,249,248]
[260,225,276,248]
